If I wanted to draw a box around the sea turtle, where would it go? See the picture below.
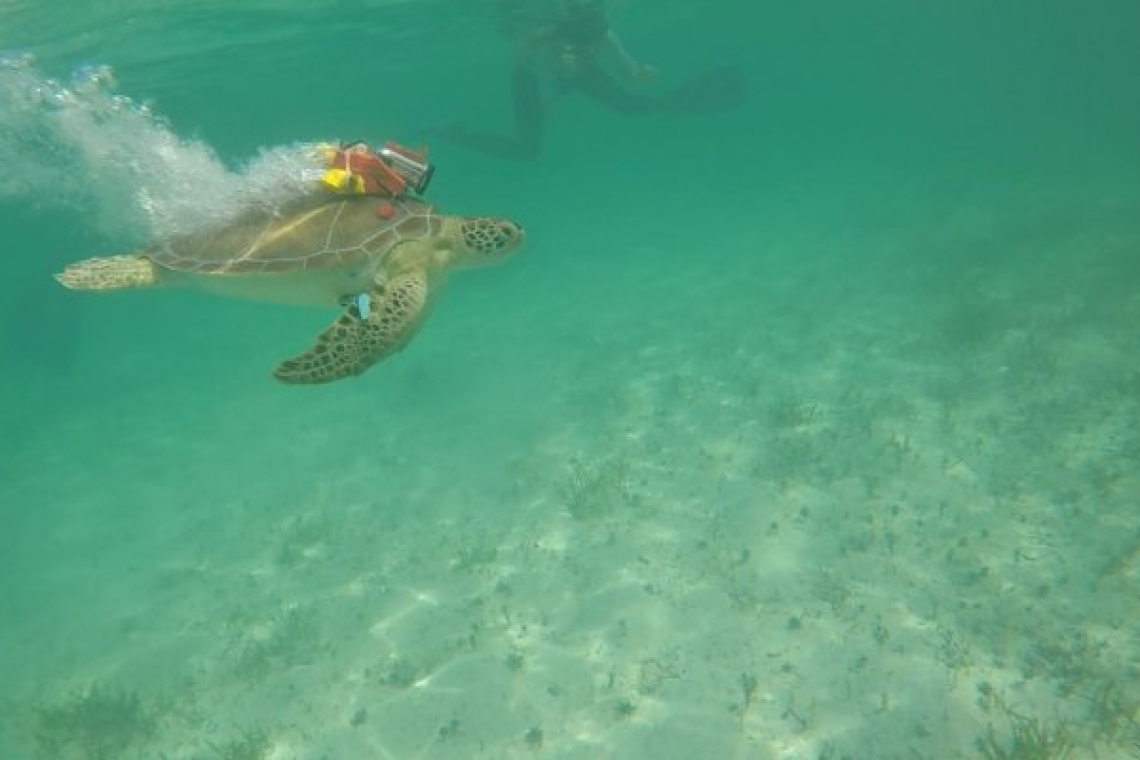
[55,193,524,384]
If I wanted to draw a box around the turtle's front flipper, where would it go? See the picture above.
[274,273,429,384]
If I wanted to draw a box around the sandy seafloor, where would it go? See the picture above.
[3,167,1139,760]
[2,2,1140,758]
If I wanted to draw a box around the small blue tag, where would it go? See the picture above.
[355,292,371,320]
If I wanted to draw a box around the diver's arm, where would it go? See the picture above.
[604,28,658,80]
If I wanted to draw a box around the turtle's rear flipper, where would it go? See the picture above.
[56,255,159,291]
[274,273,429,385]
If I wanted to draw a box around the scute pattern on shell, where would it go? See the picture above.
[147,195,441,275]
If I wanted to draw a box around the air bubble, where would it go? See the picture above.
[1,56,330,245]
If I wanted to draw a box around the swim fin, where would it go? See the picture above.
[665,65,747,114]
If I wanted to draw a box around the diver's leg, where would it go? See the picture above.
[444,64,545,161]
[509,63,545,155]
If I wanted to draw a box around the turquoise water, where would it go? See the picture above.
[2,1,1140,757]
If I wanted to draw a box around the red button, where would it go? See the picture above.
[375,202,396,219]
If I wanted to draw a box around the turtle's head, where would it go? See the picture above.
[448,216,525,267]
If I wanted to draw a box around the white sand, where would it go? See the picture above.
[2,181,1139,759]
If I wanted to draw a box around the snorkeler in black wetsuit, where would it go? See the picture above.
[441,0,746,161]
